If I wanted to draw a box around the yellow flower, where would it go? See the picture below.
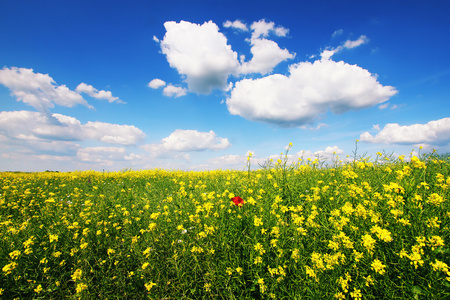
[427,193,445,206]
[370,225,393,242]
[71,269,82,281]
[34,284,43,294]
[107,248,115,256]
[9,250,21,260]
[76,283,88,293]
[362,234,376,253]
[142,262,149,270]
[204,283,211,292]
[291,248,299,262]
[254,216,263,227]
[52,251,62,258]
[145,281,156,291]
[430,259,449,273]
[305,265,316,280]
[254,256,263,265]
[350,288,362,300]
[371,258,386,275]
[254,243,265,255]
[49,234,58,243]
[364,275,374,287]
[236,267,243,275]
[428,235,445,250]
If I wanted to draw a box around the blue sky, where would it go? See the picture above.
[1,0,449,171]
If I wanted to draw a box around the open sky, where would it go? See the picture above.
[1,0,449,172]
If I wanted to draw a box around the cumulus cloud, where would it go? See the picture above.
[0,110,146,146]
[227,57,398,127]
[162,129,230,151]
[160,20,240,94]
[142,129,230,159]
[239,38,295,75]
[75,83,124,103]
[0,67,92,112]
[223,20,248,31]
[148,78,166,89]
[157,19,294,95]
[360,117,450,145]
[161,129,230,151]
[163,85,187,97]
[313,145,344,157]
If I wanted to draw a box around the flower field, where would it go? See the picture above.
[1,148,450,299]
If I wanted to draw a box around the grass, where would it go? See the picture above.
[1,146,449,299]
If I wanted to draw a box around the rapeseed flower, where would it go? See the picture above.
[34,284,43,293]
[71,269,83,282]
[371,258,386,275]
[76,283,88,293]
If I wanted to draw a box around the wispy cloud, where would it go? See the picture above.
[76,83,124,103]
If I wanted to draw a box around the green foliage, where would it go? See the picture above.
[1,150,449,299]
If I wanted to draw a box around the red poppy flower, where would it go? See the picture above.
[231,196,244,207]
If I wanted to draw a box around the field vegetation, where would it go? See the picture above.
[1,144,449,299]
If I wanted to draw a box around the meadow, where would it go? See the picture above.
[1,145,449,299]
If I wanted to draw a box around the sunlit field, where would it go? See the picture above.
[1,145,449,299]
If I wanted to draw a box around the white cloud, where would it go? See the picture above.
[320,35,370,59]
[208,154,246,166]
[274,26,289,37]
[360,117,450,145]
[238,20,294,75]
[343,35,369,49]
[153,35,159,42]
[227,57,398,127]
[0,67,92,112]
[223,20,248,31]
[378,103,389,109]
[0,110,146,146]
[77,147,127,163]
[313,145,344,157]
[142,129,230,159]
[250,19,288,39]
[300,122,328,130]
[332,29,343,38]
[163,85,187,98]
[82,121,146,145]
[373,124,380,130]
[239,38,295,75]
[75,83,123,103]
[148,78,166,89]
[160,129,230,151]
[160,20,240,94]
